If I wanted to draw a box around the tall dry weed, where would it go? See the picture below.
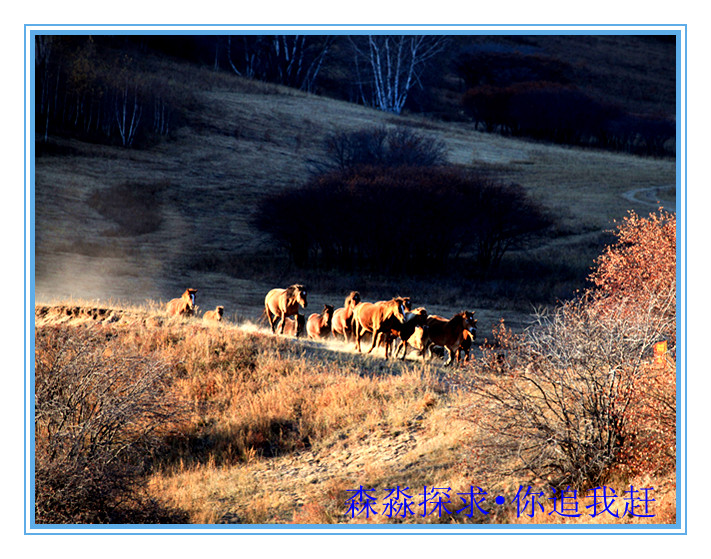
[35,325,189,523]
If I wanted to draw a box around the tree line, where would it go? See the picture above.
[36,35,675,156]
[457,49,675,156]
[36,36,193,147]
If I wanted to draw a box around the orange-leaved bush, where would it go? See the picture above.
[589,208,677,478]
[589,207,676,347]
[469,208,677,488]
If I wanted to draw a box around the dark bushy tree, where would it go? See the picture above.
[454,49,573,89]
[462,80,674,155]
[254,166,550,275]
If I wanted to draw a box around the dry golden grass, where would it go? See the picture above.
[35,301,676,526]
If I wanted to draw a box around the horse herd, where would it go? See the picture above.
[167,284,477,366]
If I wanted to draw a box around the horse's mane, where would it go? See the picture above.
[286,284,305,298]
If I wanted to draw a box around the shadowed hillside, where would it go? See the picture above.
[34,36,676,333]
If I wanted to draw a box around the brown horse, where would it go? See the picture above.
[425,311,477,366]
[331,291,361,343]
[167,288,197,317]
[353,298,407,358]
[306,304,335,340]
[203,305,224,322]
[264,284,308,335]
[280,315,306,337]
[392,307,429,361]
[456,328,476,363]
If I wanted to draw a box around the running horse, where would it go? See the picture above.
[392,307,429,361]
[331,291,361,343]
[166,288,197,317]
[264,284,308,335]
[353,297,408,359]
[306,304,335,340]
[425,310,477,366]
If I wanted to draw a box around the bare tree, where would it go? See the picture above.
[35,326,189,523]
[349,35,448,114]
[226,35,332,93]
[115,80,142,147]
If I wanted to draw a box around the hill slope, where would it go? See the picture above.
[34,58,675,333]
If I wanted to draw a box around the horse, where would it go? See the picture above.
[203,305,224,322]
[456,328,476,363]
[280,315,306,337]
[264,284,308,335]
[353,297,407,359]
[166,288,197,317]
[331,291,361,343]
[391,307,429,361]
[398,297,412,313]
[306,304,335,340]
[424,311,477,366]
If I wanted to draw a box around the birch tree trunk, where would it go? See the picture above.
[349,35,447,114]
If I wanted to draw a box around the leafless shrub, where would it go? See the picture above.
[470,288,675,489]
[312,125,448,174]
[35,325,189,523]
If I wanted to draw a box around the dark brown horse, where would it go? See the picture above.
[306,304,335,340]
[392,307,429,361]
[425,311,477,366]
[353,298,407,358]
[456,328,476,363]
[167,288,197,317]
[264,284,308,335]
[331,291,361,343]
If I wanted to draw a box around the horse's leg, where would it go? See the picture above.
[425,341,434,362]
[343,317,351,343]
[266,307,276,333]
[399,340,408,361]
[278,313,286,334]
[295,314,302,337]
[443,346,453,366]
[354,322,362,352]
[366,328,379,354]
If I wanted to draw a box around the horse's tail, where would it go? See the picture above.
[259,307,269,326]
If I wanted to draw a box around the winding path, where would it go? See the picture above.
[622,185,676,212]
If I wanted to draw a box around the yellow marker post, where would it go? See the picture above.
[653,340,667,366]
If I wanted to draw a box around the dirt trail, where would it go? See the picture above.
[622,185,676,211]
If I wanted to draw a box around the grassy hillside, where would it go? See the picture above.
[34,51,675,335]
[35,304,676,525]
